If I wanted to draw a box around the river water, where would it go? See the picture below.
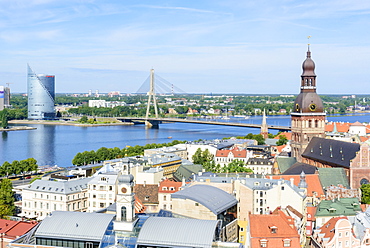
[1,114,369,167]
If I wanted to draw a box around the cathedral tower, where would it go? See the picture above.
[291,46,326,161]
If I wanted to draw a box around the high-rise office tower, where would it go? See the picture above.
[27,65,56,119]
[0,86,10,111]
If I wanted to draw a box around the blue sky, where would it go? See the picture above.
[0,0,369,94]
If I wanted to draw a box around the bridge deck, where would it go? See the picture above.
[116,117,291,131]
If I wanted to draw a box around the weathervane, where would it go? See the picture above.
[307,36,311,49]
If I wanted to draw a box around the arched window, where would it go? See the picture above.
[121,206,127,221]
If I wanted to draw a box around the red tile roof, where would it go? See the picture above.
[336,122,351,133]
[273,132,292,140]
[306,206,316,221]
[318,217,347,242]
[158,179,183,193]
[351,121,365,127]
[326,122,353,133]
[271,174,324,198]
[134,195,147,213]
[275,145,286,153]
[0,219,38,239]
[325,122,334,132]
[249,211,299,238]
[216,146,247,158]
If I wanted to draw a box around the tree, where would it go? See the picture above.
[25,158,38,173]
[221,160,254,173]
[0,161,12,177]
[96,147,111,162]
[79,115,88,123]
[276,135,288,146]
[0,178,15,218]
[192,148,216,172]
[0,109,9,129]
[361,184,370,204]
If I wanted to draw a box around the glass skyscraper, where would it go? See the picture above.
[27,65,56,119]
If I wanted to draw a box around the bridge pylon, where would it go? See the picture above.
[145,69,159,127]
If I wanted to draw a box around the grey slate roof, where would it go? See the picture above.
[171,184,237,215]
[26,177,91,194]
[136,217,219,248]
[282,162,317,175]
[35,211,115,242]
[302,137,360,168]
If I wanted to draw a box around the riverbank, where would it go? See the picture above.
[9,119,134,127]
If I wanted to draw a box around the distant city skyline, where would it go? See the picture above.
[0,0,369,94]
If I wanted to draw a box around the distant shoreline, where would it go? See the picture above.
[9,119,134,127]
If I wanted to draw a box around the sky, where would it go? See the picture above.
[0,0,370,94]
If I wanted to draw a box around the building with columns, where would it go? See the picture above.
[291,46,326,162]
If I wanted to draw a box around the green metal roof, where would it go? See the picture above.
[315,198,361,217]
[318,167,349,189]
[276,157,296,174]
[173,163,203,182]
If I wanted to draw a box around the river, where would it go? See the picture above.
[1,114,369,167]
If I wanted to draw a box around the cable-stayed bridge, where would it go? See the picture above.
[122,69,291,132]
[136,71,186,95]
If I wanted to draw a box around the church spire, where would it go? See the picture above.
[260,109,268,139]
[301,46,316,92]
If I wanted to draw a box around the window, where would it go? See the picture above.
[283,239,291,247]
[260,240,267,247]
[163,195,167,201]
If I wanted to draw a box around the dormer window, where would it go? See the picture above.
[270,226,277,233]
[162,187,168,191]
[328,208,336,213]
[101,177,107,181]
[169,187,175,191]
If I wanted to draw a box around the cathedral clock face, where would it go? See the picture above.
[309,103,316,111]
[121,187,127,193]
[295,104,300,112]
